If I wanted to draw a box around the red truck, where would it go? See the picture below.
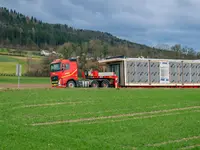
[50,58,118,88]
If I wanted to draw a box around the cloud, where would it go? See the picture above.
[1,0,200,50]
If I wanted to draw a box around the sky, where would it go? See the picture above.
[1,0,200,50]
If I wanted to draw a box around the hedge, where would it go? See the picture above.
[0,72,49,77]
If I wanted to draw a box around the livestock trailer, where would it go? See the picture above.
[98,56,200,88]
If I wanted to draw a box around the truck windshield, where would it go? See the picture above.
[50,63,61,72]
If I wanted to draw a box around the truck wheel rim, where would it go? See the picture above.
[93,83,97,87]
[103,83,108,87]
[69,83,74,87]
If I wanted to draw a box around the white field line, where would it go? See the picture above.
[0,97,98,106]
[15,101,94,108]
[193,110,200,112]
[123,146,137,150]
[24,104,171,118]
[0,101,25,105]
[81,111,197,125]
[146,136,200,147]
[24,108,131,118]
[30,105,200,126]
[179,144,200,150]
[24,103,195,119]
[0,100,78,106]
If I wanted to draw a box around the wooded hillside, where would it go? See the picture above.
[0,7,199,60]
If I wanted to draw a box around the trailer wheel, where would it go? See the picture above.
[91,80,99,88]
[67,80,76,88]
[101,80,109,88]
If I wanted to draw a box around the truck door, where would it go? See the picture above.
[109,64,120,83]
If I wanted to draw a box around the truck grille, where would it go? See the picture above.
[51,76,58,81]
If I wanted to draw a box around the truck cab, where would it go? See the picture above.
[50,58,78,87]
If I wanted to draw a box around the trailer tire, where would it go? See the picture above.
[67,80,76,88]
[91,80,99,88]
[101,80,109,88]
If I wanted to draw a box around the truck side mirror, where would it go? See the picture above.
[62,64,65,71]
[84,70,88,76]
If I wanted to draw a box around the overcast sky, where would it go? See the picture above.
[1,0,200,50]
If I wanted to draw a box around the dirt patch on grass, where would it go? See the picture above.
[31,105,200,126]
[0,83,51,89]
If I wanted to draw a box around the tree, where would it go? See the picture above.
[187,47,196,59]
[197,52,200,59]
[181,46,188,55]
[171,44,182,58]
[78,42,88,70]
[57,42,74,59]
[88,39,104,60]
[103,43,108,58]
[41,54,59,76]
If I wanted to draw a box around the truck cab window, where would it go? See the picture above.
[66,63,70,70]
[50,63,61,72]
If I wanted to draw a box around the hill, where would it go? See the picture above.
[0,7,146,50]
[0,7,199,60]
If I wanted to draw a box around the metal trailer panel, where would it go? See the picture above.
[190,63,200,83]
[183,63,191,83]
[169,62,182,84]
[124,58,200,86]
[126,60,149,84]
[149,61,160,84]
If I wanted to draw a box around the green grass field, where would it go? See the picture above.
[0,88,199,150]
[0,55,41,74]
[0,76,50,84]
[0,55,27,74]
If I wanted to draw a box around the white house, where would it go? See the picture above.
[40,50,51,56]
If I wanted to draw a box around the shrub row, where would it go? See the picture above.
[0,73,27,76]
[0,52,41,58]
[0,52,27,57]
[0,72,49,77]
[25,71,49,77]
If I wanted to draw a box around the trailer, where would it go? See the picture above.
[98,56,200,88]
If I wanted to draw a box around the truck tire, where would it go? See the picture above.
[67,80,76,88]
[101,80,109,88]
[91,80,99,88]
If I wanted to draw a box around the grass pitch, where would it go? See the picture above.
[0,76,50,84]
[0,88,200,150]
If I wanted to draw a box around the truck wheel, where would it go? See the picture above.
[91,80,99,88]
[67,81,76,88]
[101,80,109,88]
